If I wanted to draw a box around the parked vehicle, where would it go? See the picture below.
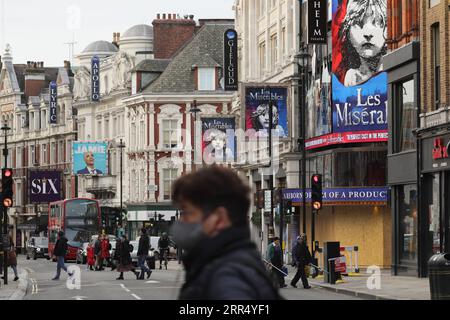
[26,237,49,260]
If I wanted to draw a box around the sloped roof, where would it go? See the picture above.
[131,59,170,73]
[144,23,233,94]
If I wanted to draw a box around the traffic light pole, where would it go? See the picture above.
[2,124,10,285]
[267,86,275,242]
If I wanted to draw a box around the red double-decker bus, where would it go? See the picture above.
[48,198,101,261]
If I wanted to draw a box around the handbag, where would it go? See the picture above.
[7,251,17,266]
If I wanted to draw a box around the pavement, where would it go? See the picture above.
[284,265,431,300]
[0,256,431,300]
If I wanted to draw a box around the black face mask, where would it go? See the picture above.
[170,221,206,253]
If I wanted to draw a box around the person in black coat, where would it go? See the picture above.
[116,235,139,280]
[52,231,72,280]
[137,228,152,280]
[171,166,281,300]
[270,237,287,288]
[291,234,312,289]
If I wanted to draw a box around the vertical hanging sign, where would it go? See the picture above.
[49,81,58,124]
[91,55,100,102]
[224,29,238,91]
[308,0,328,44]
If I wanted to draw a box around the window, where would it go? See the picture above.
[281,27,286,56]
[51,142,56,164]
[162,120,179,149]
[139,120,145,148]
[432,24,440,110]
[16,148,22,168]
[139,169,145,201]
[30,145,36,165]
[41,110,47,130]
[29,112,34,131]
[131,123,137,149]
[428,174,441,255]
[198,68,215,91]
[270,34,278,69]
[113,117,118,136]
[97,120,102,140]
[259,42,266,76]
[398,79,417,151]
[162,169,178,200]
[398,184,418,267]
[58,141,64,163]
[42,144,47,164]
[66,140,72,163]
[104,119,110,139]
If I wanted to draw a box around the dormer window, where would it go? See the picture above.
[198,68,216,91]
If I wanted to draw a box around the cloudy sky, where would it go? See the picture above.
[0,0,234,66]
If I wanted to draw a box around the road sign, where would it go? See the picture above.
[264,190,272,213]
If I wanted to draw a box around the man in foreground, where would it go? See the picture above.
[171,165,281,300]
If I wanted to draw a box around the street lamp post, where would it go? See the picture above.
[1,123,11,285]
[118,139,126,232]
[190,100,201,171]
[265,86,275,242]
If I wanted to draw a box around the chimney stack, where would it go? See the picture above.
[24,60,47,98]
[152,13,196,59]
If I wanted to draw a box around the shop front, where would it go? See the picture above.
[125,205,178,241]
[418,131,450,277]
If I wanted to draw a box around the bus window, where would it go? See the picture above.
[49,230,58,243]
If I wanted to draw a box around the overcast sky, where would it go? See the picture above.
[0,0,234,67]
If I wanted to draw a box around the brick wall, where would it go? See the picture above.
[387,0,420,50]
[152,14,196,59]
[420,0,450,113]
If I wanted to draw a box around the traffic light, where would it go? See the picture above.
[2,168,13,208]
[311,174,323,211]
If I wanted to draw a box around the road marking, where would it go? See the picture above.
[145,280,160,284]
[120,284,131,292]
[72,296,88,300]
[131,294,142,300]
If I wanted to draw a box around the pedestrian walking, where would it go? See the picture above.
[267,237,287,289]
[94,235,103,271]
[101,236,111,268]
[116,235,139,280]
[171,165,281,300]
[291,234,312,289]
[1,234,19,281]
[86,242,95,271]
[112,238,121,271]
[137,228,152,280]
[52,231,73,280]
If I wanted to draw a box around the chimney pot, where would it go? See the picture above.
[162,13,166,19]
[168,14,172,19]
[189,15,194,20]
[174,13,177,19]
[157,13,160,19]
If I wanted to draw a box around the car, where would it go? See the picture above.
[26,237,49,260]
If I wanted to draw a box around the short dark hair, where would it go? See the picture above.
[172,166,251,226]
[141,228,147,234]
[273,237,280,242]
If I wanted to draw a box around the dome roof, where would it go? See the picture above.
[121,24,153,40]
[82,40,118,54]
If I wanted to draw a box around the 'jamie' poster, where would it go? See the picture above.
[331,0,388,134]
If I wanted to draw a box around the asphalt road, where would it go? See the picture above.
[16,257,361,300]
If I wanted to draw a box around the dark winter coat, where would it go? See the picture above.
[94,239,101,256]
[53,237,68,257]
[118,240,133,266]
[137,234,149,256]
[179,226,281,300]
[270,245,283,268]
[292,241,312,266]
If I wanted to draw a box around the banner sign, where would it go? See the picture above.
[91,56,100,102]
[331,0,388,137]
[244,85,289,137]
[308,0,328,44]
[72,141,108,175]
[29,170,63,204]
[224,29,238,91]
[306,130,388,150]
[49,81,58,124]
[283,187,388,204]
[202,117,236,163]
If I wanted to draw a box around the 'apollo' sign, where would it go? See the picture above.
[91,56,100,102]
[29,170,63,203]
[49,81,58,124]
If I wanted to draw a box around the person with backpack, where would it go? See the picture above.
[52,231,73,280]
[291,234,312,289]
[171,166,281,300]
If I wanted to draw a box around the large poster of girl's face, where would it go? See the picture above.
[331,0,388,134]
[244,86,288,138]
[202,118,236,164]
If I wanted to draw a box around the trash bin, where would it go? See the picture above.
[428,253,450,300]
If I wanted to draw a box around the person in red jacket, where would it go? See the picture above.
[101,236,112,270]
[86,243,95,271]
